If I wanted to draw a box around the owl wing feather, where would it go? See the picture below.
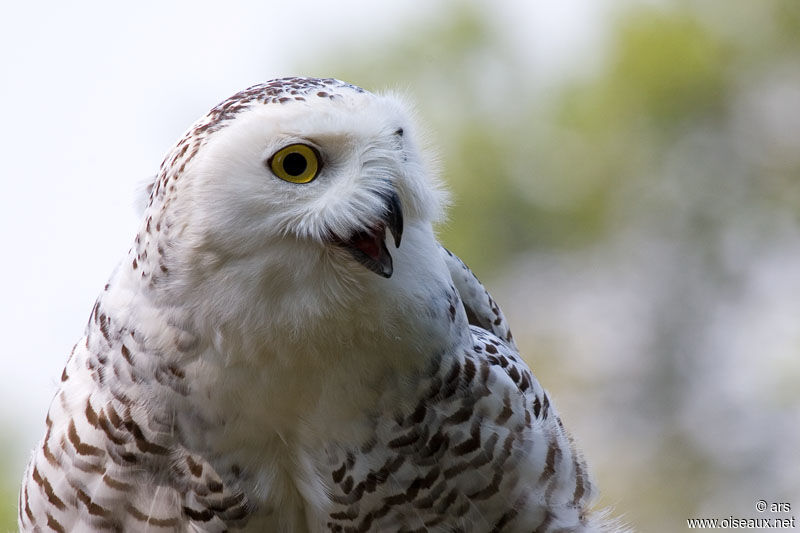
[19,323,252,532]
[441,245,516,349]
[321,249,604,532]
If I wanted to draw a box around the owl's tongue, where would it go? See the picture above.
[350,229,384,259]
[334,190,403,279]
[345,225,394,278]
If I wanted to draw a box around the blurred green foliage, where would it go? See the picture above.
[1,440,18,532]
[611,11,730,123]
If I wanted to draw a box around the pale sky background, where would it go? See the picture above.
[0,0,618,473]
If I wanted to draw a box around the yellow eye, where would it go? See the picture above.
[268,143,321,184]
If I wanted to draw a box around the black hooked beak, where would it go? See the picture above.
[332,191,404,278]
[384,190,404,249]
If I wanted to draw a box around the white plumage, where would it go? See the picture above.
[20,77,622,532]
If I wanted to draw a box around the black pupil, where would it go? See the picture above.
[283,152,308,176]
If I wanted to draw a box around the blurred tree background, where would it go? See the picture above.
[5,1,799,530]
[304,1,800,530]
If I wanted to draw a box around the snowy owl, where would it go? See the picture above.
[20,77,621,532]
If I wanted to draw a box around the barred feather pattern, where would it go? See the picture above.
[20,252,605,531]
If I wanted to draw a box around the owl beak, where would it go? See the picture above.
[332,191,404,279]
[384,190,404,248]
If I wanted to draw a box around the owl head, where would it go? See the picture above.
[138,78,448,329]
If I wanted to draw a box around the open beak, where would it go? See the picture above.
[332,191,403,278]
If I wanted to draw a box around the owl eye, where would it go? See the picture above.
[268,143,321,184]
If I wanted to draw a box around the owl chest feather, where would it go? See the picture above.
[151,264,462,528]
